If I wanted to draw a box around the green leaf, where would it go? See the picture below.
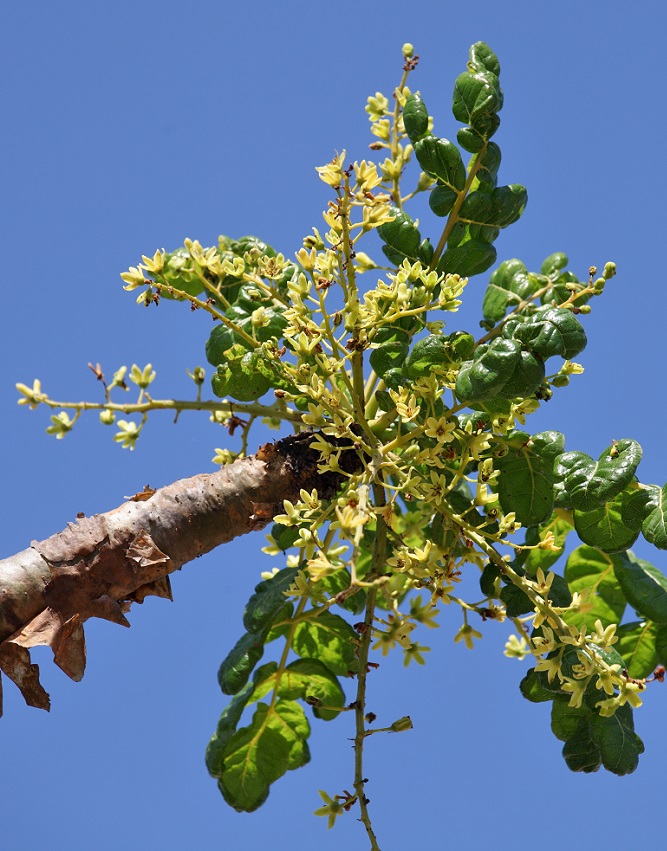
[403,92,430,143]
[616,621,659,678]
[292,611,359,676]
[414,136,465,191]
[504,307,587,360]
[458,185,527,230]
[469,41,501,76]
[206,680,256,777]
[553,439,643,511]
[561,719,601,773]
[551,698,589,742]
[269,524,301,552]
[452,70,503,133]
[562,545,626,628]
[573,484,652,553]
[218,631,270,696]
[211,347,273,402]
[206,285,287,364]
[217,700,310,812]
[377,210,422,265]
[500,350,545,399]
[316,569,366,615]
[369,340,410,378]
[159,248,206,298]
[250,658,346,721]
[590,704,644,775]
[438,238,497,277]
[655,623,667,662]
[475,142,502,190]
[243,567,300,634]
[495,430,565,526]
[404,332,473,379]
[642,483,667,549]
[479,562,501,597]
[540,252,568,277]
[499,583,533,616]
[519,668,556,703]
[429,185,458,217]
[482,258,534,324]
[455,338,520,402]
[613,551,667,623]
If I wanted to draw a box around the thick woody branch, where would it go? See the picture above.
[0,432,358,714]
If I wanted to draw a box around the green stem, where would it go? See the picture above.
[429,143,488,271]
[353,481,387,851]
[34,395,304,424]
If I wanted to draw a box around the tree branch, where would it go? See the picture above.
[0,432,357,715]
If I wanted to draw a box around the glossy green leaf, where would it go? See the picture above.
[563,545,626,628]
[561,719,601,773]
[206,679,256,776]
[455,338,520,402]
[210,347,269,401]
[377,210,422,265]
[573,485,651,553]
[616,621,659,678]
[429,185,458,217]
[452,70,503,132]
[456,126,486,153]
[369,340,410,378]
[642,483,667,549]
[404,332,474,379]
[553,439,643,511]
[292,611,359,676]
[159,248,206,298]
[250,658,345,722]
[243,567,300,634]
[655,623,667,663]
[206,285,287,364]
[479,562,501,597]
[469,41,501,76]
[501,349,545,398]
[504,307,587,360]
[414,136,465,191]
[217,700,310,812]
[403,92,430,143]
[499,583,533,616]
[218,631,270,696]
[540,252,568,277]
[475,142,502,190]
[495,430,565,526]
[551,698,589,742]
[614,551,667,623]
[590,704,644,775]
[438,238,497,277]
[269,524,301,552]
[519,668,556,703]
[459,185,527,229]
[481,258,536,324]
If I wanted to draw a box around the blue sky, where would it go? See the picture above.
[2,2,666,849]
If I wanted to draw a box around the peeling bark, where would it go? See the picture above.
[0,432,358,714]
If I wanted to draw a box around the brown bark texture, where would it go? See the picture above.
[0,432,354,715]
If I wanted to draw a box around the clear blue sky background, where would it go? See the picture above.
[2,2,666,849]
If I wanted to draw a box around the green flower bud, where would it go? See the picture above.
[390,715,413,732]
